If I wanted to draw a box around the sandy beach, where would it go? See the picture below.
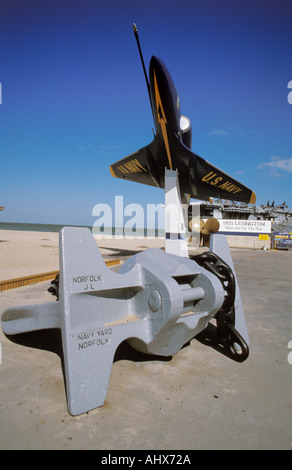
[0,229,165,281]
[0,228,292,450]
[0,230,60,281]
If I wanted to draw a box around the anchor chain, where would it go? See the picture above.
[48,274,59,300]
[191,251,249,362]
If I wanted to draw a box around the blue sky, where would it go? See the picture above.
[0,0,292,226]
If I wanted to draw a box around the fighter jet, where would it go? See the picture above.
[110,24,256,205]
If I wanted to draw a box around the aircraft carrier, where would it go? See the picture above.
[200,200,291,228]
[199,200,292,249]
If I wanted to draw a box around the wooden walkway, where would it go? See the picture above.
[0,259,120,292]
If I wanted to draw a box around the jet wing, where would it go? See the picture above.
[110,133,256,205]
[109,137,164,189]
[173,135,256,204]
[194,154,256,204]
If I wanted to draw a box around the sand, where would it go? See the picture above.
[0,229,165,281]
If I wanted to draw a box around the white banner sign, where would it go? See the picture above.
[217,219,271,234]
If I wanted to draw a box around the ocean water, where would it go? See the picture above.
[0,222,163,237]
[0,222,91,233]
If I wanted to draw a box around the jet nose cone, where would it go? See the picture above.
[149,55,175,93]
[149,55,165,75]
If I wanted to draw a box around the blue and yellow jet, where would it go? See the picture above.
[110,24,256,205]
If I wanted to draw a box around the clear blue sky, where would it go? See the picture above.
[1,0,291,225]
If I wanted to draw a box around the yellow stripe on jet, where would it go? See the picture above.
[109,165,116,177]
[153,70,173,170]
[249,191,256,204]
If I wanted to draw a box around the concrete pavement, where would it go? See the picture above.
[0,248,291,450]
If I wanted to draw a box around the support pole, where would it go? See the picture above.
[164,168,189,258]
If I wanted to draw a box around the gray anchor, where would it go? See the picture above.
[1,227,249,415]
